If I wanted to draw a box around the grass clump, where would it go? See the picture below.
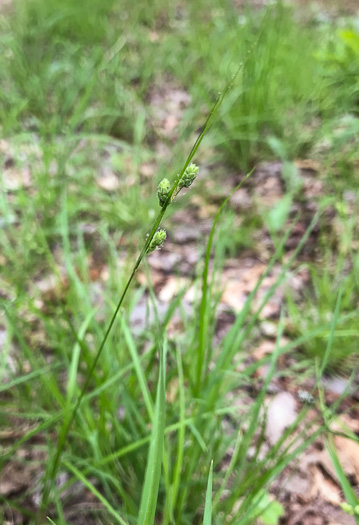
[1,0,359,524]
[288,252,359,374]
[0,160,325,524]
[165,2,328,169]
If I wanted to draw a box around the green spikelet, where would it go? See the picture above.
[157,178,171,207]
[147,229,167,254]
[179,163,199,189]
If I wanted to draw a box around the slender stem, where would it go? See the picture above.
[39,31,263,516]
[39,92,223,516]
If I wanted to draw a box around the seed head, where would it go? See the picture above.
[179,163,199,189]
[157,178,171,207]
[147,229,166,254]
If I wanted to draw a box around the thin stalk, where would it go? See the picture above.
[39,27,265,516]
[39,77,234,517]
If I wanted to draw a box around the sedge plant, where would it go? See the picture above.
[2,4,349,523]
[34,13,286,517]
[37,39,259,517]
[1,172,337,524]
[39,160,203,515]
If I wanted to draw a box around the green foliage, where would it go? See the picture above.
[250,491,284,525]
[16,0,115,43]
[203,461,213,525]
[169,2,329,168]
[266,195,292,234]
[0,0,151,137]
[137,342,166,525]
[288,243,359,373]
[0,173,323,524]
[318,374,359,525]
[1,0,358,524]
[317,25,359,113]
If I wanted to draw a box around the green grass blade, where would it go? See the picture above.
[195,171,252,394]
[137,340,167,525]
[96,405,242,469]
[235,309,284,482]
[66,309,96,405]
[203,461,213,525]
[121,316,154,421]
[325,435,359,524]
[211,211,319,393]
[64,460,129,525]
[170,344,186,516]
[0,363,61,393]
[213,430,242,510]
[319,286,343,377]
[209,217,298,392]
[2,304,64,408]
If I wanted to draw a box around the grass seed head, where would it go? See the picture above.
[147,229,167,254]
[180,163,199,189]
[157,178,171,207]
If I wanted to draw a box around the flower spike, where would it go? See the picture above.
[147,229,167,254]
[157,178,171,207]
[179,163,199,189]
